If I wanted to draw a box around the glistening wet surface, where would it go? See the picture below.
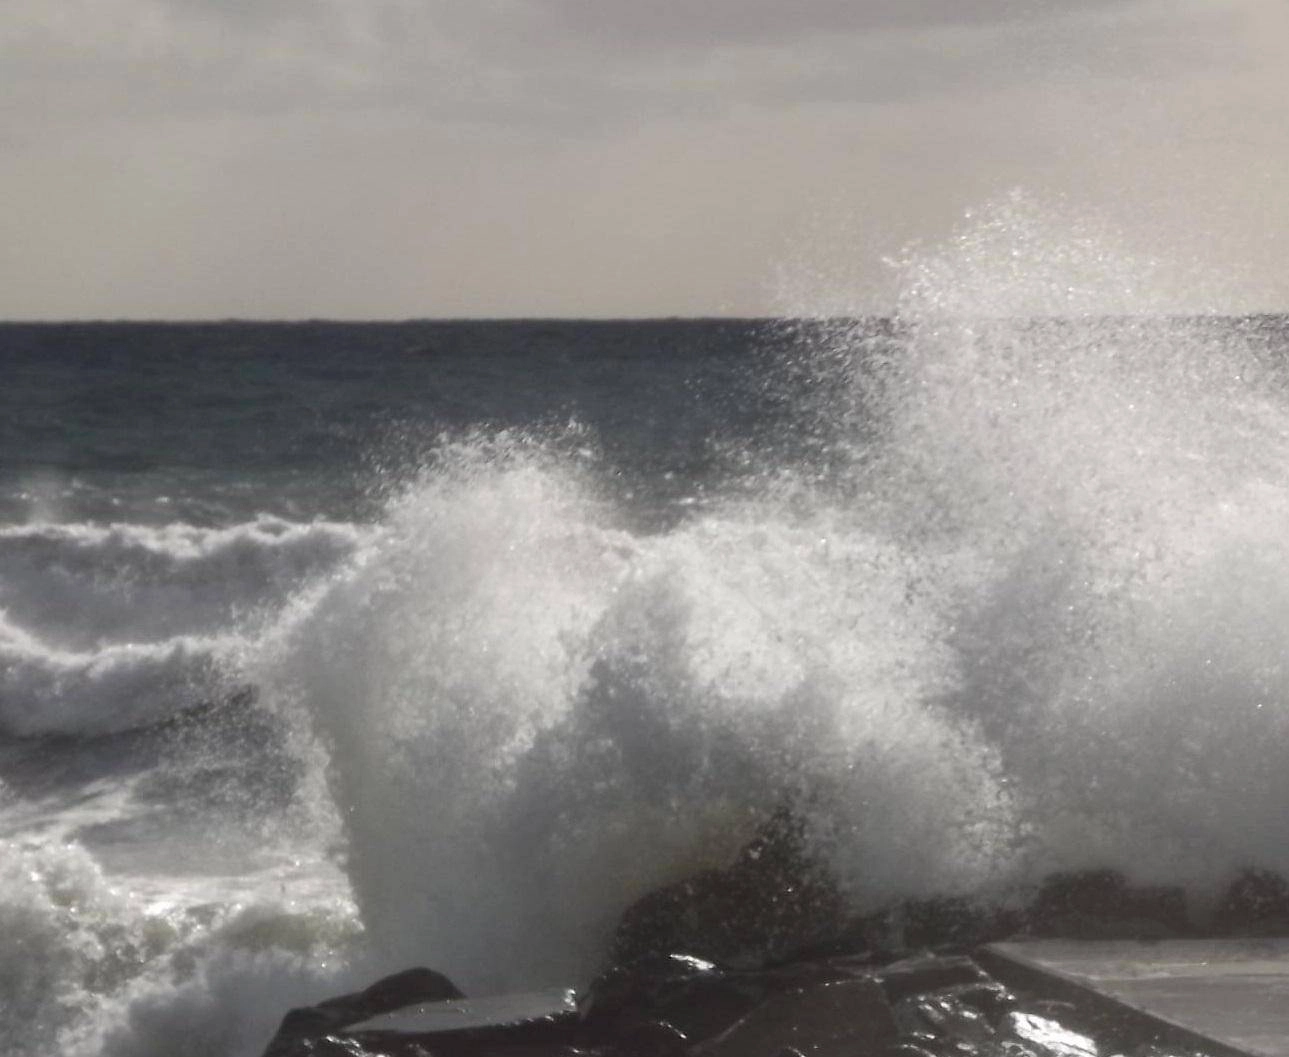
[987,940,1289,1057]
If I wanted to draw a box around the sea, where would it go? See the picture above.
[7,204,1289,1056]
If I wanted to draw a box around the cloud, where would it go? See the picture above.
[2,0,1283,318]
[2,0,1231,136]
[513,0,1125,48]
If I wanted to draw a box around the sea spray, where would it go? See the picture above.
[803,193,1289,889]
[262,439,1016,991]
[259,197,1289,998]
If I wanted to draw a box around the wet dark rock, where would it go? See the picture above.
[292,1039,384,1056]
[262,942,1226,1057]
[263,852,1285,1057]
[261,968,464,1057]
[613,1020,690,1056]
[691,976,896,1057]
[347,1037,582,1057]
[1024,870,1187,939]
[579,951,878,1050]
[892,991,996,1045]
[1211,867,1289,933]
[885,1044,940,1057]
[347,999,581,1057]
[1001,1010,1098,1057]
[611,807,845,968]
[897,897,1023,952]
[578,954,722,1019]
[579,953,754,1044]
[877,955,991,1005]
[932,981,1017,1024]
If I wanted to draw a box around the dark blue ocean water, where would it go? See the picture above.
[0,320,806,528]
[7,304,1289,1057]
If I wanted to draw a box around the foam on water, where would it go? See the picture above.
[0,512,367,1055]
[0,838,360,1057]
[0,516,367,735]
[0,516,364,651]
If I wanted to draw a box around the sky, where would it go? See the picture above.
[3,0,1288,319]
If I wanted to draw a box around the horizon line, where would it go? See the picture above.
[3,311,1289,326]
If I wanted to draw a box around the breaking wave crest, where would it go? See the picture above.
[261,437,1014,991]
[259,197,1289,995]
[0,516,365,736]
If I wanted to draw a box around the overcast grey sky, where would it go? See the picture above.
[3,0,1286,318]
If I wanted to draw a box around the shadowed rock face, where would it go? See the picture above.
[1211,867,1289,934]
[610,806,846,968]
[261,968,463,1057]
[259,813,1289,1057]
[1023,869,1189,940]
[259,942,1232,1057]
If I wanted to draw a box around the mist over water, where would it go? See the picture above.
[6,196,1289,1054]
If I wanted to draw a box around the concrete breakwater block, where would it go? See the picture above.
[982,938,1289,1057]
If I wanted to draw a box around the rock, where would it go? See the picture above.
[613,1019,690,1056]
[265,857,1278,1057]
[1001,1011,1098,1057]
[693,976,897,1057]
[346,994,580,1056]
[891,980,1018,1045]
[1211,867,1289,934]
[931,981,1017,1024]
[1024,870,1187,939]
[884,1044,939,1057]
[260,968,464,1057]
[876,955,991,1005]
[892,991,997,1046]
[579,953,754,1044]
[854,897,1022,957]
[611,806,845,968]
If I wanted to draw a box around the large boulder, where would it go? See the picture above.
[611,806,845,968]
[1023,869,1187,939]
[260,967,463,1057]
[1211,868,1289,934]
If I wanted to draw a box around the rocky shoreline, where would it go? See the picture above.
[261,813,1289,1057]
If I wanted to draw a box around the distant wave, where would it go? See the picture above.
[0,516,366,737]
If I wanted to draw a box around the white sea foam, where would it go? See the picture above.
[0,516,366,736]
[0,838,361,1057]
[0,516,365,650]
[851,196,1289,887]
[258,437,1018,993]
[0,618,235,736]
